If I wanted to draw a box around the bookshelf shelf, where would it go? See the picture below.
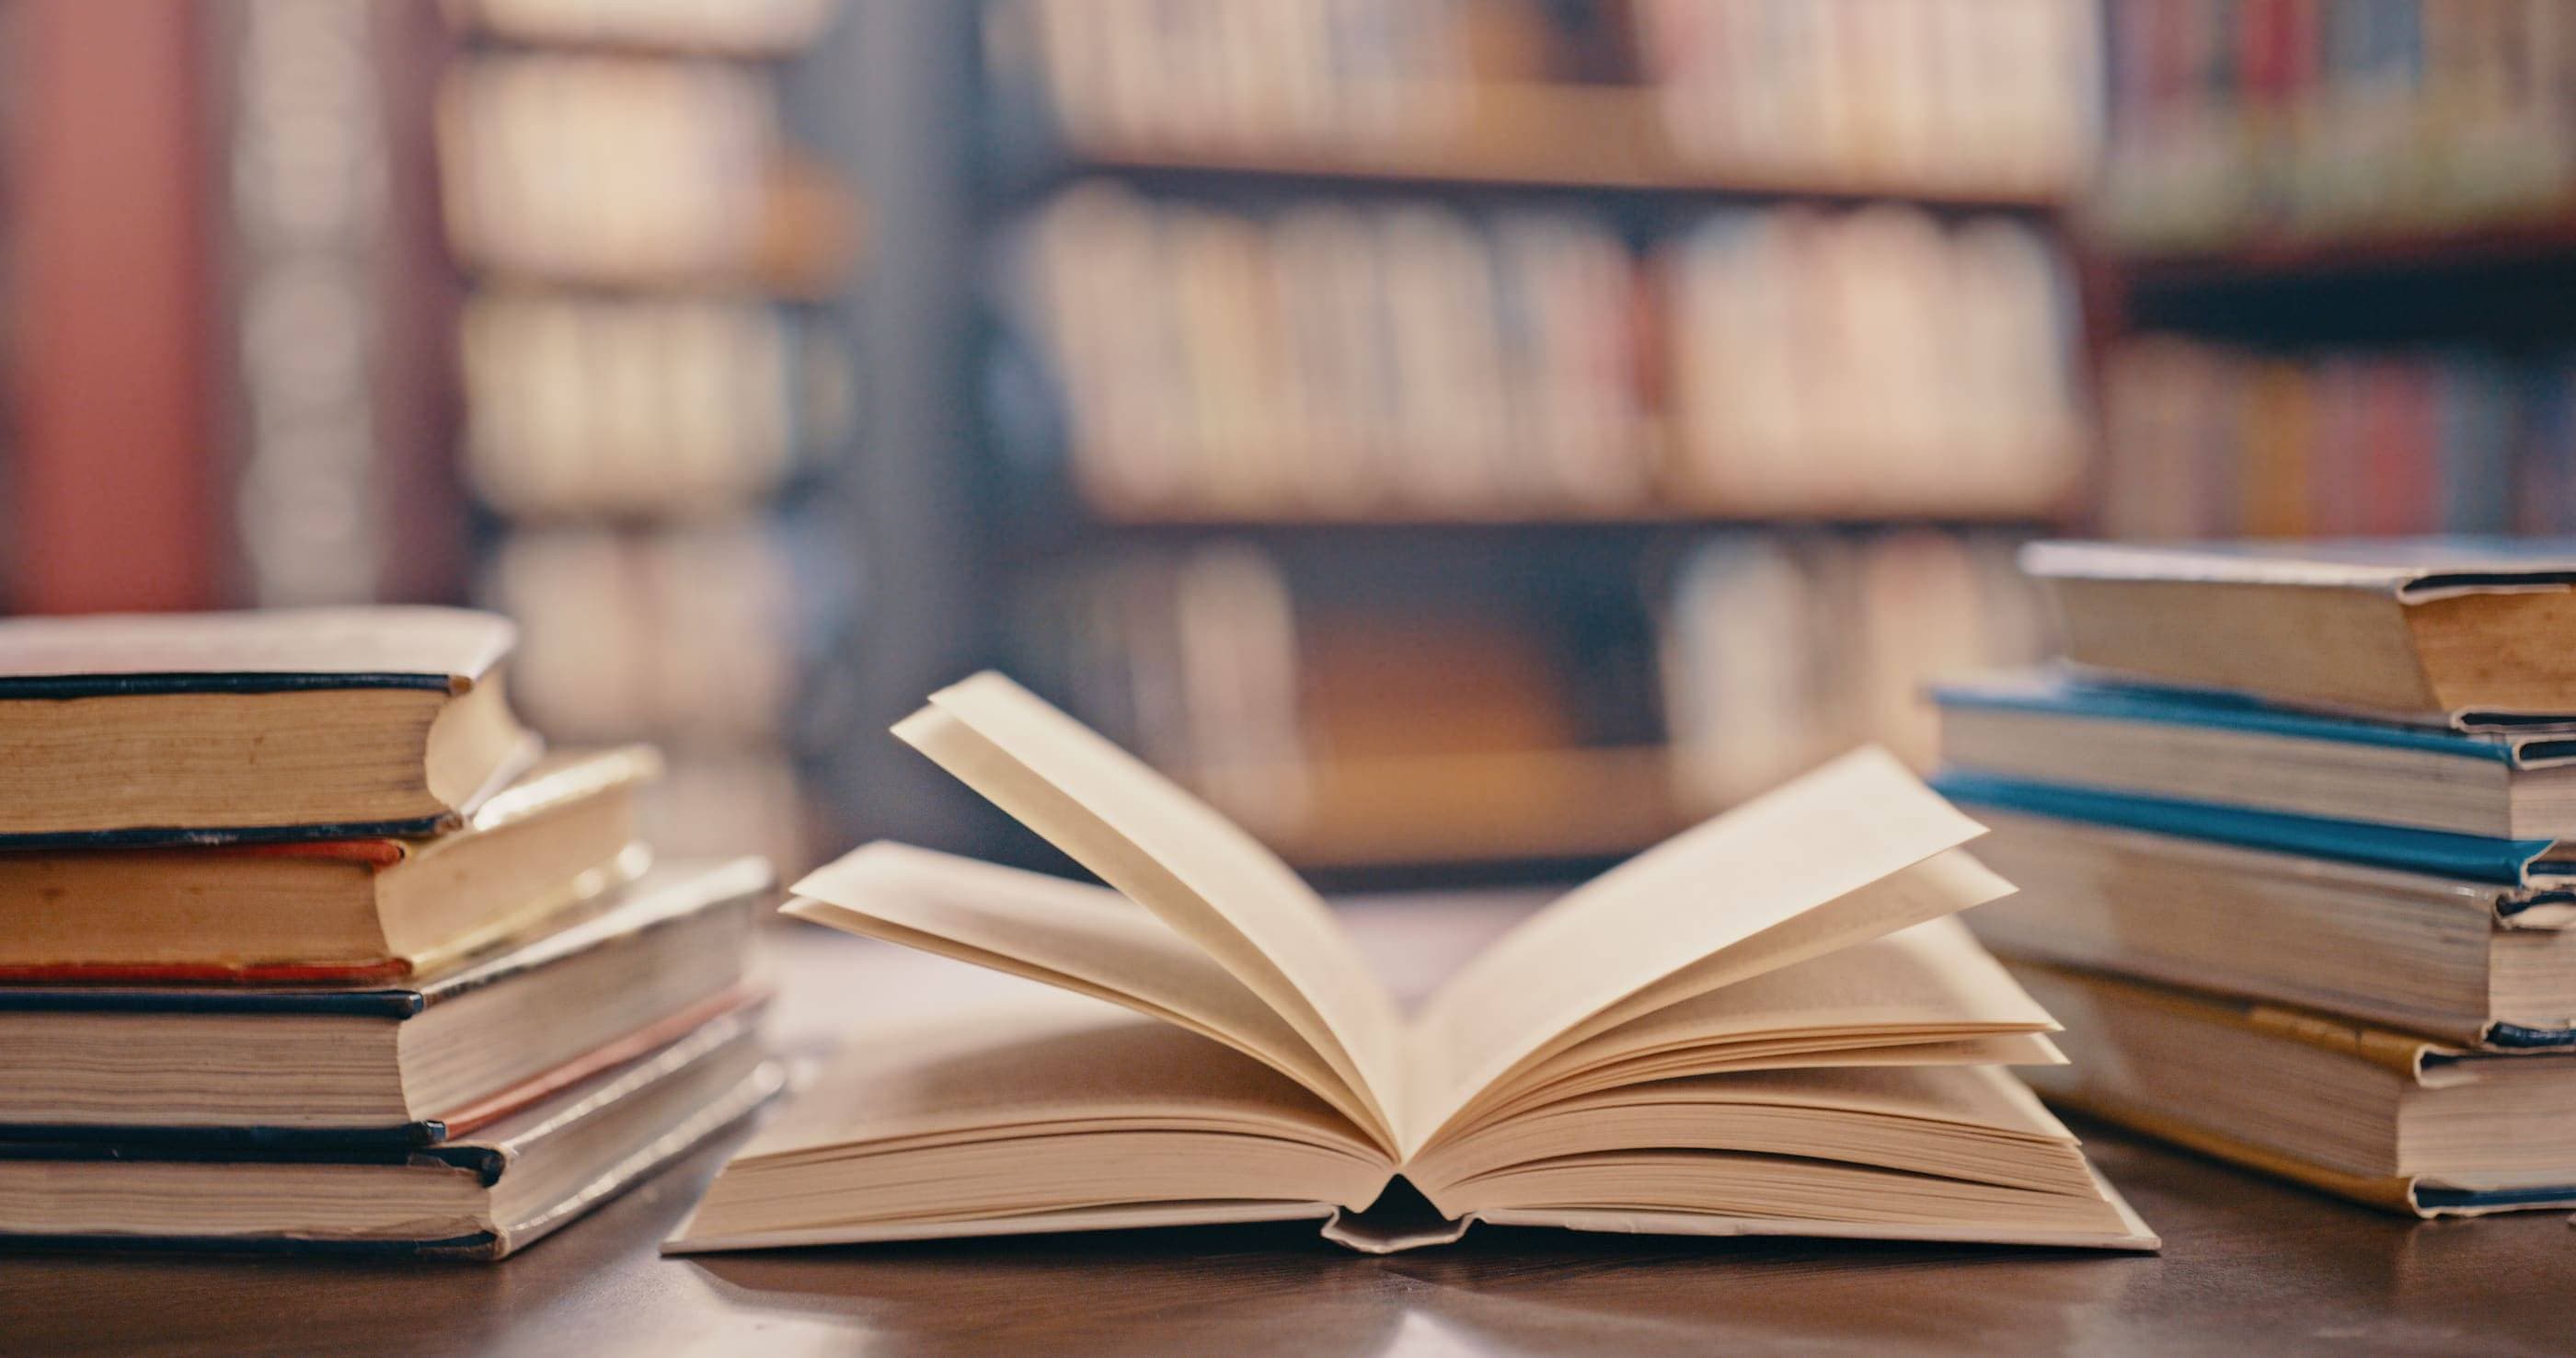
[1002,83,2069,213]
[843,0,2102,880]
[1076,505,2074,535]
[2116,213,2576,294]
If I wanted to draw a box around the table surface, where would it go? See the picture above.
[7,892,2574,1358]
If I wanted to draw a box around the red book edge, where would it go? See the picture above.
[433,984,770,1140]
[0,956,416,985]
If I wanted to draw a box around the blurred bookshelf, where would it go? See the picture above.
[2087,0,2576,543]
[435,0,866,876]
[921,0,2105,879]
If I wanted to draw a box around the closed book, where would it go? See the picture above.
[0,606,540,846]
[0,746,661,984]
[0,1004,783,1258]
[2020,537,2576,729]
[1934,672,2576,840]
[1957,805,2576,1050]
[1931,768,2575,888]
[2008,960,2576,1218]
[0,857,770,1142]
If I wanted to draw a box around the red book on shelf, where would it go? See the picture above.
[2360,363,2440,537]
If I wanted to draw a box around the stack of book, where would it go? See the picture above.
[1930,540,2576,1217]
[0,607,780,1258]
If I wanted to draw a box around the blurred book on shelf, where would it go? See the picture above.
[437,4,857,878]
[1664,207,2083,518]
[988,0,2097,200]
[1006,184,2085,524]
[437,51,856,293]
[2099,337,2573,540]
[460,292,854,520]
[483,524,815,872]
[1662,532,2050,803]
[2095,0,2576,256]
[1006,531,2045,870]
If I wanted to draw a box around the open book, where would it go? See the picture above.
[666,674,2155,1254]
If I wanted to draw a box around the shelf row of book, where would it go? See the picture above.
[439,49,855,293]
[1937,541,2576,1218]
[435,4,857,876]
[2099,337,2576,540]
[2096,0,2576,254]
[459,293,856,520]
[989,0,2098,199]
[1005,528,2044,868]
[1006,184,2084,524]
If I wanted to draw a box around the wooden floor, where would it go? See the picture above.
[6,896,2572,1357]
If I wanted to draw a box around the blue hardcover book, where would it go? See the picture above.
[1934,670,2576,842]
[1930,767,2570,888]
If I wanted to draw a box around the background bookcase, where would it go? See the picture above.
[2087,0,2576,545]
[433,0,865,874]
[827,0,2110,882]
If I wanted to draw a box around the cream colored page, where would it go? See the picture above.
[1406,748,1988,1145]
[1581,850,2017,1046]
[906,673,1407,1138]
[1536,917,2056,1078]
[736,985,1383,1166]
[783,841,1381,1142]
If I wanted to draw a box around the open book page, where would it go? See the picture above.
[784,842,1388,1149]
[1410,1064,2096,1204]
[899,674,1408,1143]
[738,987,1378,1157]
[670,987,1391,1249]
[1402,749,1994,1150]
[1451,918,2061,1130]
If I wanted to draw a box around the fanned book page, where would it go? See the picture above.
[667,673,2156,1255]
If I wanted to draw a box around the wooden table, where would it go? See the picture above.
[6,894,2573,1357]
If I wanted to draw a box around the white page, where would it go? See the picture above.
[1406,748,1988,1147]
[901,674,1408,1141]
[785,841,1383,1145]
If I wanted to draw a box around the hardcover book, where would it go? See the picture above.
[0,857,771,1143]
[0,606,541,846]
[2009,960,2576,1218]
[665,674,2155,1255]
[2021,538,2576,728]
[0,746,660,984]
[0,1004,783,1257]
[1936,672,2576,841]
[1956,805,2576,1051]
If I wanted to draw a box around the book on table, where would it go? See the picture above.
[665,673,2155,1255]
[0,1002,783,1259]
[2007,960,2576,1219]
[0,858,772,1143]
[1927,739,2576,1052]
[0,606,539,846]
[1935,671,2576,842]
[0,746,660,984]
[2020,538,2576,729]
